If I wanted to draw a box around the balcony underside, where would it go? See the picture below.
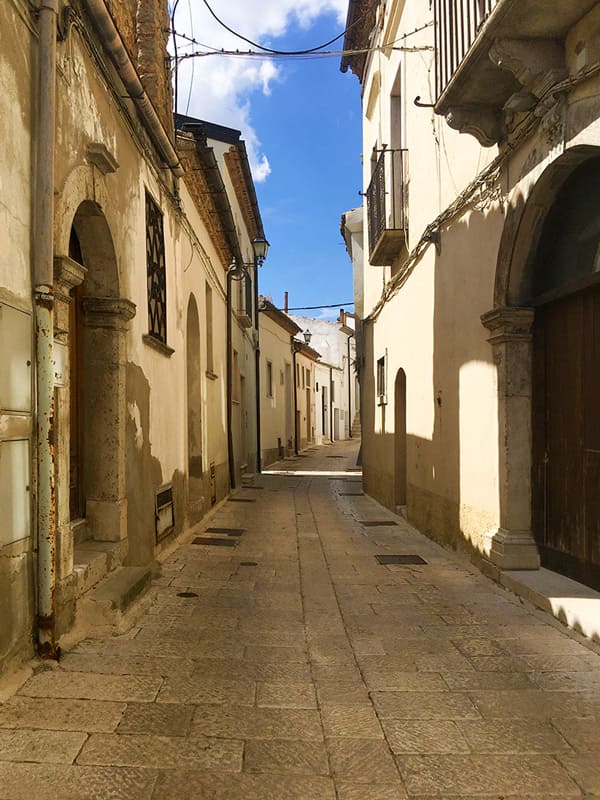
[369,228,407,266]
[435,0,599,145]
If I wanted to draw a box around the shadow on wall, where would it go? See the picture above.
[362,205,503,558]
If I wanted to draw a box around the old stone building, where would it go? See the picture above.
[342,0,600,621]
[0,0,265,674]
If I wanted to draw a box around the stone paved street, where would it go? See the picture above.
[1,439,600,798]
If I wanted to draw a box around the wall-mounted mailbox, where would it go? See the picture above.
[0,303,32,413]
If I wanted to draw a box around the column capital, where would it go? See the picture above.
[82,297,136,330]
[481,306,535,344]
[54,256,87,298]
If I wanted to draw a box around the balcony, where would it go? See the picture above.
[367,148,408,266]
[434,0,598,145]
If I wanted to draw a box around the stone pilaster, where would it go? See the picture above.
[81,297,136,544]
[53,257,87,580]
[481,307,540,570]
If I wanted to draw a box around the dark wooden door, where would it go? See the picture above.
[69,229,84,520]
[533,284,600,590]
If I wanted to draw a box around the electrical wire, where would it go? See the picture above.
[198,0,365,56]
[286,303,355,311]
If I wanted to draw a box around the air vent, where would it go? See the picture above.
[375,554,427,565]
[192,537,237,547]
[155,484,174,542]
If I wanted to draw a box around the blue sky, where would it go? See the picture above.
[173,2,362,318]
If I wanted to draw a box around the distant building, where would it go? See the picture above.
[289,313,358,444]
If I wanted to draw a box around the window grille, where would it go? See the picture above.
[146,191,167,344]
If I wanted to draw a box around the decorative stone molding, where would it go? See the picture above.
[445,105,504,146]
[489,38,567,101]
[82,297,136,330]
[86,142,119,175]
[142,332,175,357]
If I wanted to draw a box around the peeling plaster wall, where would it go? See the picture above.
[0,0,35,673]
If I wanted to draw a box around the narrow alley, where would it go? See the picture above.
[0,441,599,799]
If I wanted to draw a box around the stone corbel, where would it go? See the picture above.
[489,38,567,102]
[86,142,119,175]
[445,105,504,147]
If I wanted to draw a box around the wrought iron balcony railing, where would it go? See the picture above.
[434,0,498,99]
[366,148,408,266]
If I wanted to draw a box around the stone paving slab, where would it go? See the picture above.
[76,732,243,771]
[0,696,125,732]
[0,763,158,799]
[2,440,600,798]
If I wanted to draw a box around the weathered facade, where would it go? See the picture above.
[343,0,600,595]
[0,0,264,674]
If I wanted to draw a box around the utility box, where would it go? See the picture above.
[0,439,30,546]
[0,302,32,413]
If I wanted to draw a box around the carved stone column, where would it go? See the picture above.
[53,256,87,581]
[81,297,136,544]
[481,307,540,570]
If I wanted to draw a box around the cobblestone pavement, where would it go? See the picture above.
[1,439,600,798]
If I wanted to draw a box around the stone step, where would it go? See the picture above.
[72,518,91,546]
[78,565,154,628]
[73,541,122,599]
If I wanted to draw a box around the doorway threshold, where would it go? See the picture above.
[486,564,600,644]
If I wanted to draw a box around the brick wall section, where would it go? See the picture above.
[136,0,174,138]
[177,134,234,269]
[224,148,260,242]
[104,0,138,60]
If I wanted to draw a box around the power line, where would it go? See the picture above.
[198,0,365,56]
[286,302,355,311]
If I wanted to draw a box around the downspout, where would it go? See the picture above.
[292,341,299,455]
[35,0,59,659]
[347,333,353,438]
[254,263,261,474]
[329,367,334,443]
[82,0,184,177]
[226,267,236,490]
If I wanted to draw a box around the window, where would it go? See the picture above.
[266,361,273,397]
[331,379,335,402]
[145,191,167,343]
[296,363,300,387]
[205,282,214,374]
[302,367,305,389]
[377,355,387,403]
[306,367,311,389]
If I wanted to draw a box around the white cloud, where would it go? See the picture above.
[173,0,348,181]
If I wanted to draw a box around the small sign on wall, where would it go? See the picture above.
[53,342,67,387]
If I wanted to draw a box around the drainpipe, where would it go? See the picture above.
[35,0,59,659]
[254,263,261,474]
[226,267,236,490]
[347,333,353,438]
[329,367,334,443]
[292,340,299,455]
[82,0,184,178]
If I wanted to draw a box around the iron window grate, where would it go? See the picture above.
[192,537,237,547]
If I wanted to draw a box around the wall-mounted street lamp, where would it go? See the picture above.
[303,329,312,345]
[226,234,270,489]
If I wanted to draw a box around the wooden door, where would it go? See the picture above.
[532,284,600,590]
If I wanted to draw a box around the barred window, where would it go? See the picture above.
[146,191,167,343]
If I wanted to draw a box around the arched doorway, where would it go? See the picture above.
[68,201,135,544]
[530,158,600,590]
[394,369,407,510]
[186,295,203,500]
